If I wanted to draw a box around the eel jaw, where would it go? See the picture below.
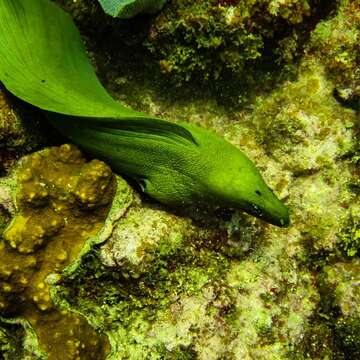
[244,201,290,227]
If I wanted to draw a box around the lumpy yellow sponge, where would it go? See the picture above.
[1,144,115,359]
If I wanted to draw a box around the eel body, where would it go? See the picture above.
[0,0,289,227]
[98,0,168,18]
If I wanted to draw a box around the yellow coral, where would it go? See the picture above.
[0,144,115,359]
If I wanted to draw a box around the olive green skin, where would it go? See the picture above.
[0,0,289,227]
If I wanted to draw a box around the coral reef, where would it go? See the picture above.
[145,0,335,83]
[306,0,360,107]
[53,52,358,356]
[0,144,118,359]
[0,0,359,359]
[52,3,358,355]
[58,187,321,359]
[319,260,360,359]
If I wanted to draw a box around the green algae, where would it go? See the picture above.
[145,0,336,83]
[0,207,10,239]
[338,211,360,257]
[0,316,48,360]
[57,208,320,359]
[318,260,360,359]
[0,321,26,359]
[306,0,360,103]
[335,317,360,359]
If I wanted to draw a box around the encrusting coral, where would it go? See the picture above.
[0,144,116,359]
[319,260,360,359]
[306,0,360,109]
[145,0,336,83]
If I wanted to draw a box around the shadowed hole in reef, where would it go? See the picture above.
[0,321,26,359]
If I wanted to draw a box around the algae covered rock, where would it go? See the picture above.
[320,260,360,359]
[306,0,360,110]
[100,203,201,277]
[0,0,359,359]
[59,203,321,359]
[145,0,335,83]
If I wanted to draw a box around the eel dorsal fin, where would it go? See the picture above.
[0,0,196,146]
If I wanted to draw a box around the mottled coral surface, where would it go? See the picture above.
[1,0,360,359]
[145,0,334,83]
[1,145,116,359]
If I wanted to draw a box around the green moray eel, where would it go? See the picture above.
[98,0,167,18]
[0,0,289,227]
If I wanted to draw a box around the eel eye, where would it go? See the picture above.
[255,190,262,196]
[138,178,147,192]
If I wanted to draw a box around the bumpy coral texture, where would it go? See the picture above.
[0,144,115,359]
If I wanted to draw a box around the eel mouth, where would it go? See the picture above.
[245,202,290,228]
